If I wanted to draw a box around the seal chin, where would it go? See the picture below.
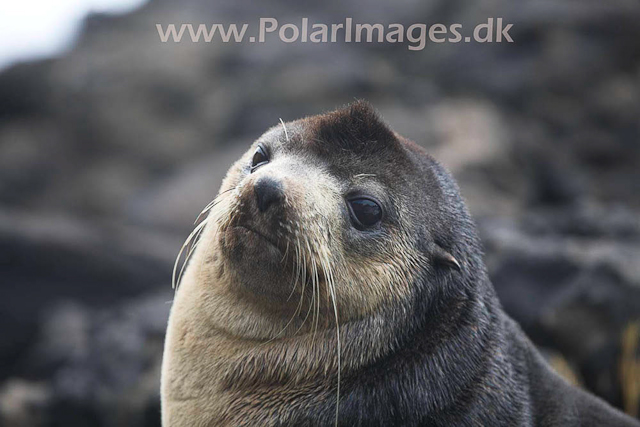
[221,225,292,299]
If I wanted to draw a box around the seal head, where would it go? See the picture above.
[213,101,467,317]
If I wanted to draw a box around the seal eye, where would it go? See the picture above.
[251,145,269,172]
[347,197,383,229]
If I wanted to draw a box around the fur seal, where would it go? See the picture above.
[161,101,639,426]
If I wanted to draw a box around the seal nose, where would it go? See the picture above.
[254,177,284,213]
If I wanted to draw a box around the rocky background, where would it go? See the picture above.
[0,0,639,425]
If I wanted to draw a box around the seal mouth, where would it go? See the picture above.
[233,225,282,253]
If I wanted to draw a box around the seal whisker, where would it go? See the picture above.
[295,236,315,336]
[309,255,318,340]
[194,199,221,225]
[352,173,377,180]
[284,242,298,303]
[318,246,341,427]
[263,241,306,345]
[279,118,289,142]
[175,217,208,289]
[290,239,308,322]
[281,239,290,265]
[195,188,234,224]
[306,238,321,342]
[172,215,210,289]
[173,189,238,290]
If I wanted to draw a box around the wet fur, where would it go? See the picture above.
[161,102,639,426]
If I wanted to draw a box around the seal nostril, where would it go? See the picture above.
[254,177,284,213]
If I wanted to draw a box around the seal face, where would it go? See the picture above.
[207,103,425,319]
[161,102,640,427]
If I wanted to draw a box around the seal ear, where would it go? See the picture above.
[433,244,461,272]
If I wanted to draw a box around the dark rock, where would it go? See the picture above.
[482,218,640,409]
[0,210,177,385]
